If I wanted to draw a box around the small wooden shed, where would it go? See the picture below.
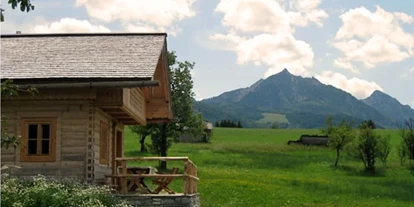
[0,33,172,184]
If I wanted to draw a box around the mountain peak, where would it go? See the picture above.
[266,68,293,80]
[363,90,414,123]
[371,90,386,96]
[281,68,291,74]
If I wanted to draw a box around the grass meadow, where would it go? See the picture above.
[123,127,414,207]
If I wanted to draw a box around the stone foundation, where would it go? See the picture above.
[118,193,200,207]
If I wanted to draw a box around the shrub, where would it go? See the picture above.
[397,142,408,166]
[377,134,391,167]
[400,118,414,163]
[1,175,132,207]
[347,125,392,172]
[347,126,379,172]
[321,117,355,167]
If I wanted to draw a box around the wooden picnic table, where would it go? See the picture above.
[124,166,157,194]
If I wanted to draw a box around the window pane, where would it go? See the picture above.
[41,140,49,154]
[42,124,50,139]
[28,124,38,139]
[28,140,37,154]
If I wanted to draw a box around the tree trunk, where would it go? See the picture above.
[334,149,340,167]
[139,134,147,152]
[159,123,168,170]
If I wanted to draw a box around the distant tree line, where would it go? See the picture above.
[215,120,243,128]
[270,121,289,129]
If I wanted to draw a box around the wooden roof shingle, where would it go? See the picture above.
[0,33,167,81]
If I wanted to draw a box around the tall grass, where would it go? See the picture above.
[124,127,414,207]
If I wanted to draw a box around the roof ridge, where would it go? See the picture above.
[0,32,168,38]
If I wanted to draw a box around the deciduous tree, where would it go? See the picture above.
[399,118,414,166]
[142,51,204,170]
[322,118,355,167]
[347,123,390,172]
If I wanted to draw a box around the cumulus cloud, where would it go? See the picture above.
[315,71,384,99]
[75,0,196,35]
[30,18,110,33]
[213,33,313,77]
[211,0,328,77]
[333,58,360,74]
[332,6,414,73]
[214,0,293,33]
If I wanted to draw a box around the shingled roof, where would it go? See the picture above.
[0,33,167,82]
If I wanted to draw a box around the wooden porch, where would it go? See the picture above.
[106,157,199,195]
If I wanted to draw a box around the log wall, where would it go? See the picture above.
[1,100,89,179]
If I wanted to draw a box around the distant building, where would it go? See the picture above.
[177,122,213,143]
[288,135,329,146]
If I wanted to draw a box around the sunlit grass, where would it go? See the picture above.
[124,127,414,207]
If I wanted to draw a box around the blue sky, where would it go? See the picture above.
[1,0,413,107]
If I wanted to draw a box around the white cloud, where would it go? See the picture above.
[211,0,328,77]
[315,71,384,99]
[211,33,314,77]
[400,67,414,78]
[333,58,359,74]
[288,0,328,27]
[76,0,196,35]
[332,6,414,71]
[394,12,413,24]
[30,18,110,33]
[215,0,293,33]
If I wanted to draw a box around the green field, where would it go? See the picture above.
[124,127,414,207]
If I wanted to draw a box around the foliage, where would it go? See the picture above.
[399,118,414,161]
[130,123,158,152]
[359,120,376,129]
[215,120,243,128]
[1,80,38,150]
[397,142,408,166]
[1,175,132,207]
[148,123,176,156]
[322,116,355,167]
[321,115,334,136]
[377,134,391,167]
[1,0,35,22]
[347,124,389,172]
[271,121,280,129]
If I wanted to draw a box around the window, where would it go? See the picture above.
[20,118,56,162]
[99,121,109,165]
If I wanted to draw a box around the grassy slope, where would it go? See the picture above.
[124,127,414,207]
[257,113,290,124]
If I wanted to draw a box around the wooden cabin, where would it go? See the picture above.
[0,33,173,184]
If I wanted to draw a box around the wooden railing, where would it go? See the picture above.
[113,157,199,195]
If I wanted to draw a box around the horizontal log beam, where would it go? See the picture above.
[115,157,189,161]
[102,108,125,113]
[17,80,160,89]
[109,174,200,181]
